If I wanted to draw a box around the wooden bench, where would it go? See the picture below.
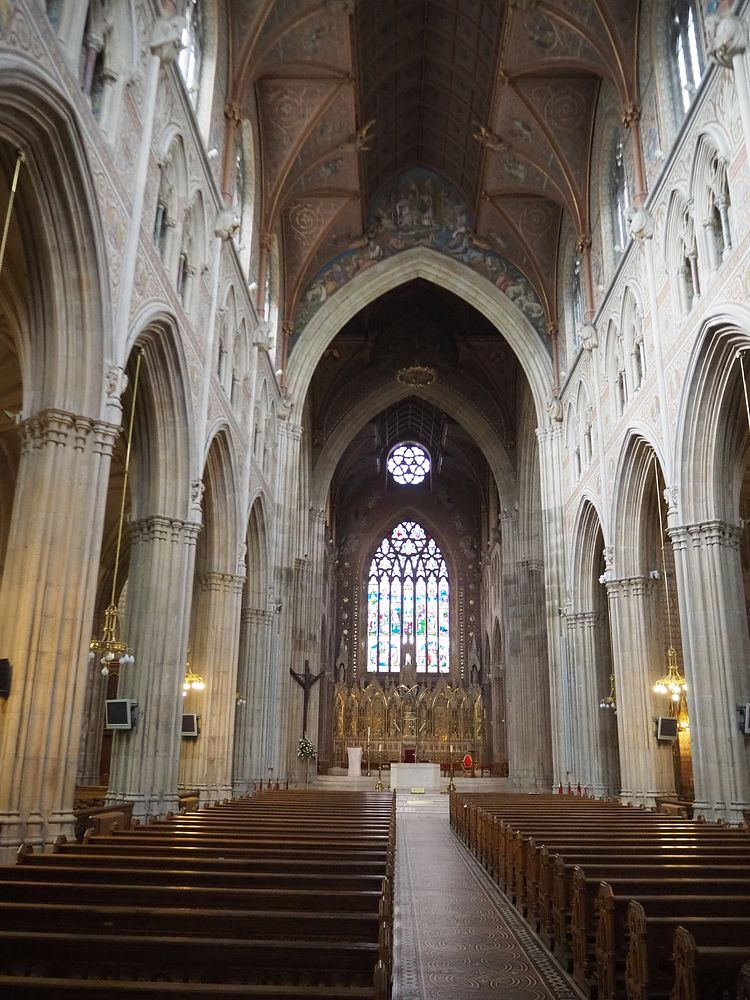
[635,911,750,1000]
[0,977,380,998]
[670,927,750,1000]
[568,869,750,981]
[2,791,394,998]
[450,792,750,1000]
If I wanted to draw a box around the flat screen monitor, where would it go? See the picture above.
[656,716,678,741]
[181,713,199,737]
[105,699,134,730]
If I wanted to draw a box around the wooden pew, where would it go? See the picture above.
[636,912,750,1000]
[0,978,380,999]
[2,791,394,998]
[570,866,750,995]
[670,927,750,1000]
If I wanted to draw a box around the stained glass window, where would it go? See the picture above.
[387,443,431,485]
[178,0,203,108]
[671,0,704,117]
[366,521,449,673]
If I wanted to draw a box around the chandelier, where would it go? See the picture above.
[89,349,143,676]
[599,672,617,713]
[651,455,688,704]
[183,650,205,697]
[396,365,436,388]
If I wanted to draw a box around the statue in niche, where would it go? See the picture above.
[401,643,416,686]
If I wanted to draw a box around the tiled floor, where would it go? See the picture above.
[393,797,582,999]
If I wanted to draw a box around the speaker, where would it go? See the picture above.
[0,659,10,698]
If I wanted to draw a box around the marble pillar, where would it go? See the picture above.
[180,571,244,803]
[606,576,676,806]
[670,520,750,823]
[0,410,116,860]
[107,515,199,821]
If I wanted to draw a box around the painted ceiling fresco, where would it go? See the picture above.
[229,0,640,344]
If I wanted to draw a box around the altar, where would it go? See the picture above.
[389,763,440,792]
[347,746,363,777]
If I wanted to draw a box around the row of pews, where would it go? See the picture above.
[0,790,395,998]
[451,792,750,999]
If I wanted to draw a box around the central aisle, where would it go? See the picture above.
[392,795,582,1000]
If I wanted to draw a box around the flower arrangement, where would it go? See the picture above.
[297,736,317,760]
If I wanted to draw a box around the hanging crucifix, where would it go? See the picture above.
[290,659,323,736]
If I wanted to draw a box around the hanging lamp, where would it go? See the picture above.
[89,349,144,676]
[651,455,687,703]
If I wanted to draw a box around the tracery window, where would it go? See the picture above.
[387,443,431,485]
[572,255,584,346]
[178,0,203,108]
[671,0,704,116]
[367,521,449,674]
[611,140,630,255]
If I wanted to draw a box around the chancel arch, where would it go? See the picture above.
[286,247,554,424]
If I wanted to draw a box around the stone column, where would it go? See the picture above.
[501,505,552,789]
[670,521,750,823]
[536,422,568,789]
[180,571,245,803]
[0,410,116,860]
[107,515,199,821]
[271,415,304,780]
[76,655,108,785]
[233,606,274,792]
[606,576,676,806]
[565,611,619,797]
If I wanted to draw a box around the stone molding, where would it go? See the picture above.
[20,409,118,457]
[605,575,653,599]
[516,558,544,573]
[565,610,605,629]
[669,519,742,552]
[196,571,246,595]
[241,607,274,626]
[130,515,201,546]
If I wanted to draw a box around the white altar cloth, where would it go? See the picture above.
[390,763,440,791]
[347,746,363,777]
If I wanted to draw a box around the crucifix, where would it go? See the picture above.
[290,659,323,735]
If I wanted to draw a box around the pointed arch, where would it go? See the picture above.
[287,247,553,423]
[675,307,750,525]
[610,428,668,579]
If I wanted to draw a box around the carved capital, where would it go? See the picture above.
[579,322,599,351]
[150,16,185,65]
[706,13,748,68]
[626,206,654,242]
[190,479,205,515]
[575,233,592,256]
[546,395,563,422]
[105,366,128,401]
[197,571,246,595]
[224,103,242,126]
[214,207,240,241]
[131,515,201,546]
[621,103,641,128]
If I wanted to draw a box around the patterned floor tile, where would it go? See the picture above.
[393,811,583,999]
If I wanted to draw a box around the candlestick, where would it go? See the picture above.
[367,726,371,740]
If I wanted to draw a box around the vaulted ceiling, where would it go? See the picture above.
[229,0,641,334]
